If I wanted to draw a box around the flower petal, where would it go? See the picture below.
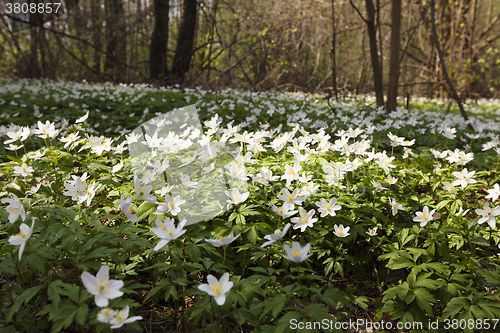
[81,272,99,295]
[95,293,109,307]
[96,265,109,281]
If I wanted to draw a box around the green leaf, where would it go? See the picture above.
[47,280,65,308]
[6,284,45,323]
[414,288,436,315]
[136,201,156,221]
[261,294,287,319]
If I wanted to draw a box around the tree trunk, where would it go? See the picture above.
[150,0,170,79]
[169,0,198,84]
[386,0,402,112]
[90,0,102,75]
[104,0,126,82]
[365,0,384,107]
[331,0,338,100]
[430,0,469,122]
[28,11,42,78]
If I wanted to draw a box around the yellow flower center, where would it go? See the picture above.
[422,214,428,220]
[338,230,344,235]
[212,283,221,295]
[293,250,301,257]
[287,195,293,201]
[98,280,110,293]
[325,204,331,210]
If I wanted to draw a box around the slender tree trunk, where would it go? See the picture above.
[150,0,170,79]
[331,0,338,100]
[90,0,102,75]
[28,11,42,78]
[386,0,402,112]
[104,0,126,82]
[430,0,469,122]
[206,0,219,83]
[170,0,198,84]
[364,0,384,107]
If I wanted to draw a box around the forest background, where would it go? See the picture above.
[1,0,500,104]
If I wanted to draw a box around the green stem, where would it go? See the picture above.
[241,249,246,278]
[222,246,226,269]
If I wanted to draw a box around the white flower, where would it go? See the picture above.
[226,163,249,181]
[83,182,101,207]
[333,224,350,238]
[8,218,35,260]
[376,156,396,174]
[413,206,436,227]
[179,172,198,188]
[13,163,34,177]
[63,173,89,202]
[387,132,404,147]
[155,194,186,216]
[454,207,470,217]
[4,127,30,144]
[5,144,24,151]
[389,198,405,216]
[151,218,187,251]
[154,185,173,197]
[385,175,398,184]
[291,207,318,232]
[277,188,306,210]
[442,127,457,139]
[225,188,250,205]
[109,306,143,329]
[282,242,313,262]
[255,166,279,185]
[81,265,124,307]
[271,204,297,218]
[34,120,60,139]
[430,149,448,159]
[371,179,388,190]
[299,182,319,197]
[475,203,500,228]
[25,183,41,196]
[97,307,117,324]
[452,168,477,188]
[180,151,198,167]
[281,162,301,186]
[205,234,240,247]
[75,110,89,123]
[27,150,44,160]
[486,184,500,202]
[112,160,124,174]
[366,227,377,236]
[198,273,233,306]
[59,132,81,148]
[134,176,157,203]
[1,193,26,223]
[443,181,455,192]
[315,198,342,217]
[120,195,139,222]
[261,223,291,247]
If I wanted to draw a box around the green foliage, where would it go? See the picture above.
[1,80,500,332]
